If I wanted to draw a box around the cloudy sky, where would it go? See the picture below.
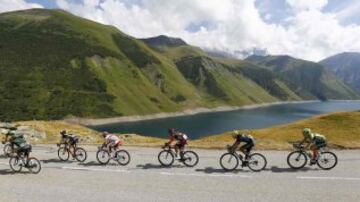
[1,0,360,61]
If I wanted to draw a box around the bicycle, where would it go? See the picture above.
[287,143,338,170]
[57,142,87,162]
[220,146,267,172]
[96,145,131,166]
[9,144,41,174]
[158,145,199,167]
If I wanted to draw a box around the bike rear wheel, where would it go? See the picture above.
[75,147,87,162]
[96,149,110,165]
[27,157,41,174]
[58,146,69,161]
[115,150,131,166]
[287,151,307,169]
[317,151,337,170]
[182,151,199,167]
[248,153,267,172]
[220,153,239,171]
[9,157,23,172]
[158,150,174,167]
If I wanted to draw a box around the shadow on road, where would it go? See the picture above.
[0,155,8,159]
[81,161,118,167]
[136,163,185,170]
[41,158,74,164]
[195,167,247,174]
[0,169,31,176]
[269,166,320,173]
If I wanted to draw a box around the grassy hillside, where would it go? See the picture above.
[192,111,360,149]
[246,55,359,100]
[0,9,204,120]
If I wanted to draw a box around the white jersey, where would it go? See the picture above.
[105,134,120,146]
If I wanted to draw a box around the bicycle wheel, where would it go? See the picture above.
[9,157,23,172]
[317,152,338,170]
[3,143,12,157]
[287,151,307,169]
[57,146,69,161]
[248,153,267,172]
[74,147,87,162]
[96,149,110,165]
[27,157,41,174]
[158,150,174,167]
[182,151,199,167]
[115,150,131,166]
[220,153,239,171]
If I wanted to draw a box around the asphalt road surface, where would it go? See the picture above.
[0,145,359,202]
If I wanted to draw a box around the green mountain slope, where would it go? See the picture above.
[246,55,359,100]
[0,9,356,121]
[0,9,204,120]
[320,52,360,92]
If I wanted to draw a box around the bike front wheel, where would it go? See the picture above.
[75,147,87,162]
[158,150,174,167]
[96,149,110,165]
[27,157,41,174]
[3,143,12,157]
[115,150,131,166]
[9,157,23,172]
[317,151,338,170]
[220,153,239,171]
[287,151,307,169]
[248,153,267,172]
[182,151,199,167]
[57,146,69,161]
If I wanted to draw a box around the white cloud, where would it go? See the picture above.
[0,0,43,13]
[2,0,360,61]
[286,0,328,11]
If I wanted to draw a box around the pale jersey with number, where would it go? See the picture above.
[105,134,120,146]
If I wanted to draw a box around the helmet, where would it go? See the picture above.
[60,130,66,135]
[232,130,240,138]
[302,128,311,136]
[168,128,176,135]
[102,131,109,137]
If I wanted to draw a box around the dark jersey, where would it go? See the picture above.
[236,134,253,143]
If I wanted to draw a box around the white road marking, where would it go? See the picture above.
[60,166,130,173]
[297,176,360,181]
[160,172,252,178]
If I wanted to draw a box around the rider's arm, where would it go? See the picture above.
[230,141,240,152]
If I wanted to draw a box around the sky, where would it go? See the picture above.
[1,0,360,61]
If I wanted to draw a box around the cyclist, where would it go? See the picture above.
[299,128,327,165]
[58,130,79,159]
[230,130,255,165]
[166,128,188,160]
[102,131,122,152]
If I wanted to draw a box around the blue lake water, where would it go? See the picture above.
[89,101,360,139]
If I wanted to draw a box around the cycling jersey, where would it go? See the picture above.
[170,132,188,147]
[62,134,78,145]
[11,134,27,147]
[105,134,120,147]
[304,133,326,142]
[236,134,254,143]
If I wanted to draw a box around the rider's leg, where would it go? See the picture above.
[174,145,180,158]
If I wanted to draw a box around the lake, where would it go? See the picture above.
[89,101,360,139]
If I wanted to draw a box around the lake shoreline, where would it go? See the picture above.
[65,100,320,126]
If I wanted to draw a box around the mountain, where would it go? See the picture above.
[246,55,359,100]
[0,9,357,121]
[320,52,360,91]
[140,35,187,47]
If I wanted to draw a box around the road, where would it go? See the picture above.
[0,145,359,202]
